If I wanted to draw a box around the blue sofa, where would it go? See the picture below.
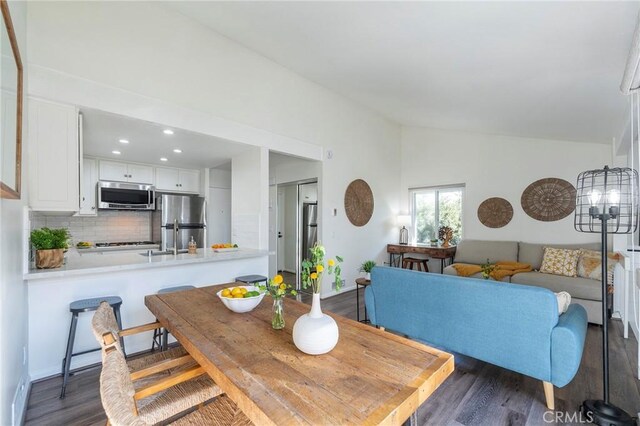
[364,266,588,409]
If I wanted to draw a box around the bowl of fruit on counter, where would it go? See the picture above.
[217,285,265,313]
[211,243,239,252]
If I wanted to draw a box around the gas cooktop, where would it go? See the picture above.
[94,241,156,247]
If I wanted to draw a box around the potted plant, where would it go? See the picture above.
[31,227,70,269]
[359,260,376,281]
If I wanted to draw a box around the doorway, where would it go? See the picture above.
[275,180,318,293]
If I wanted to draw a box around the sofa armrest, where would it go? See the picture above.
[550,304,588,387]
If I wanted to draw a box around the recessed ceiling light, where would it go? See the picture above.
[173,149,182,153]
[112,150,121,155]
[160,157,168,162]
[163,129,174,135]
[118,139,129,144]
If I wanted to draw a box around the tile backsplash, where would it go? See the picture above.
[30,210,152,244]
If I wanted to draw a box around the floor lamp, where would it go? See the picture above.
[575,165,638,426]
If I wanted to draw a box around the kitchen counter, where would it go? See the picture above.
[26,247,268,380]
[24,248,267,280]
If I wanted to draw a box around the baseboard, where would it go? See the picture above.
[12,371,30,426]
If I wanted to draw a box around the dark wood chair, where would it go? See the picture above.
[402,257,429,272]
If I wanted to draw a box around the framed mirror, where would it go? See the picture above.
[0,0,22,199]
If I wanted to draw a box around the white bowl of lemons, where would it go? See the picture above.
[217,285,266,313]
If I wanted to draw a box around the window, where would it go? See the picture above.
[410,185,464,245]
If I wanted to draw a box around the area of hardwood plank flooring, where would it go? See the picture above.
[25,286,640,425]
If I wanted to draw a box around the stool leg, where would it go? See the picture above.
[60,312,78,399]
[113,306,126,356]
[423,261,429,273]
[162,329,169,351]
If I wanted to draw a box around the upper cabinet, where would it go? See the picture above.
[155,167,200,193]
[28,98,79,212]
[99,160,153,184]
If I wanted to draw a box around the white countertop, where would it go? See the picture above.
[24,247,268,281]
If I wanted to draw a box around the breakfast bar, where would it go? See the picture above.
[24,248,268,380]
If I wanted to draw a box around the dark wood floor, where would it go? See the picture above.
[25,287,640,425]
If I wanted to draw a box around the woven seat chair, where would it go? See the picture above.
[92,303,222,424]
[99,339,252,426]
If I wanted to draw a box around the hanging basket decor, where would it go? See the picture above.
[521,178,576,222]
[344,179,374,227]
[477,197,513,228]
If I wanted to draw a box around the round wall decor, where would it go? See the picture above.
[344,179,374,227]
[477,197,513,228]
[521,178,576,222]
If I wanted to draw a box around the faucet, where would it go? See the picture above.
[173,219,179,255]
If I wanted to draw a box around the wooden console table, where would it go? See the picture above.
[387,244,457,274]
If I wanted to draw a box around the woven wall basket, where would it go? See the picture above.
[344,179,374,227]
[521,178,576,222]
[477,197,513,228]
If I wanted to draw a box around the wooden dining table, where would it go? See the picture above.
[145,284,454,425]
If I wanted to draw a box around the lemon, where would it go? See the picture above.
[221,289,231,298]
[232,293,244,298]
[231,288,243,296]
[240,287,248,295]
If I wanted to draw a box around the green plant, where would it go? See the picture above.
[481,258,495,280]
[359,260,376,273]
[30,227,70,250]
[301,242,343,293]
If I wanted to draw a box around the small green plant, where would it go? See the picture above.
[30,227,70,250]
[301,242,343,293]
[481,258,495,280]
[359,260,376,273]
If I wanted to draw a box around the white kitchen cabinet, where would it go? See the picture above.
[99,160,153,184]
[78,157,98,215]
[155,167,200,193]
[28,98,79,212]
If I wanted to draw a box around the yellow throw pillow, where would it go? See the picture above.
[540,247,580,277]
[577,249,620,285]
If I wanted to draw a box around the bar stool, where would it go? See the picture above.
[402,257,429,272]
[61,296,123,398]
[235,275,268,285]
[151,285,196,351]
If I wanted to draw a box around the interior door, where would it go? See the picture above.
[268,185,278,277]
[277,189,285,272]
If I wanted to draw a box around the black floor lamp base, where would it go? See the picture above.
[582,399,636,426]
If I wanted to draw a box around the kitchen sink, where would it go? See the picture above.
[140,249,189,256]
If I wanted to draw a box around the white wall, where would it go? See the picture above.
[0,1,29,424]
[231,147,269,249]
[26,1,402,297]
[401,126,610,245]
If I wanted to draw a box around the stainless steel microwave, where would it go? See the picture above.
[97,181,156,210]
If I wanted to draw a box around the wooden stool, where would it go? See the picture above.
[402,257,429,272]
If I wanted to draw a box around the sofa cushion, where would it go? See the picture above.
[518,242,600,271]
[443,265,511,282]
[511,272,601,301]
[454,240,518,264]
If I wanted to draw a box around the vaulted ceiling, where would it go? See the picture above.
[168,1,639,144]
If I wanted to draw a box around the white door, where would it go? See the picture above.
[180,169,201,193]
[207,187,231,245]
[99,160,129,182]
[79,157,97,215]
[277,190,285,273]
[127,164,154,184]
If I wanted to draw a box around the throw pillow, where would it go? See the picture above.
[540,247,580,277]
[577,249,620,285]
[555,291,571,315]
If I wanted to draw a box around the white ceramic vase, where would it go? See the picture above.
[292,293,339,355]
[365,272,371,281]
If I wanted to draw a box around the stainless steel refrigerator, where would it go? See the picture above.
[301,202,318,264]
[152,194,207,252]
